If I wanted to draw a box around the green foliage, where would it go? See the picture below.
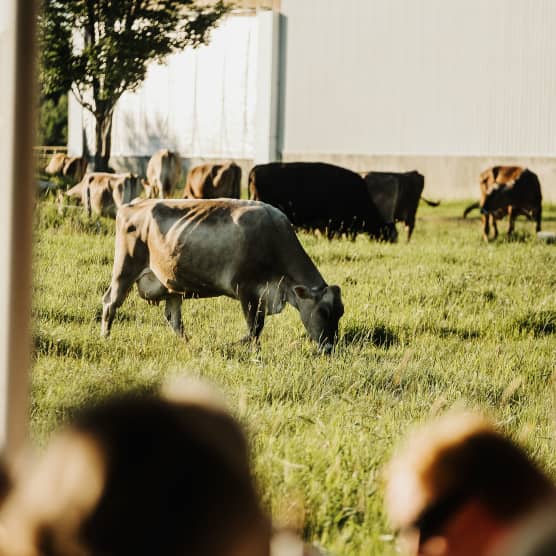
[32,201,556,554]
[37,93,68,146]
[38,0,229,167]
[39,0,228,107]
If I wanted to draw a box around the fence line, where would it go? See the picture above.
[33,145,67,175]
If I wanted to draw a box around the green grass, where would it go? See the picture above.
[32,200,556,555]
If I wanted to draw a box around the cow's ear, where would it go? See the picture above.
[293,285,313,300]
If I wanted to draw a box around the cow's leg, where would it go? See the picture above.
[101,269,138,337]
[164,295,187,339]
[405,219,415,242]
[239,291,266,343]
[507,206,515,236]
[491,214,498,240]
[482,213,490,241]
[534,205,542,232]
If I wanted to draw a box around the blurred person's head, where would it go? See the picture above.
[385,412,556,556]
[0,381,270,556]
[492,505,556,556]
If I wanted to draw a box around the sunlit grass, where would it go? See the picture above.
[32,200,556,555]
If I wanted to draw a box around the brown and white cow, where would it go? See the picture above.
[45,153,88,183]
[362,170,438,242]
[101,199,344,353]
[142,150,182,199]
[480,168,542,240]
[66,172,140,217]
[184,162,242,199]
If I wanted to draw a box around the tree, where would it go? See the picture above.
[38,93,68,146]
[38,0,228,171]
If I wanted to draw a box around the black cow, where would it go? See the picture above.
[248,162,394,241]
[363,171,437,241]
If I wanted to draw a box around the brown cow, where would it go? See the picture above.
[66,172,140,217]
[101,199,344,353]
[480,168,542,240]
[463,166,524,218]
[44,153,88,183]
[184,162,242,199]
[142,149,182,199]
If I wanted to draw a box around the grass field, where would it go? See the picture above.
[32,198,556,555]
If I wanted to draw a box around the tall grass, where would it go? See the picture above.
[32,200,556,554]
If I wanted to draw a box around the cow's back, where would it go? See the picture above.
[184,164,214,198]
[122,199,315,296]
[160,150,182,196]
[480,166,524,196]
[212,162,241,199]
[63,156,88,182]
[397,171,424,221]
[513,169,542,205]
[44,153,67,176]
[81,172,138,217]
[146,149,181,198]
[363,172,399,223]
[249,162,386,238]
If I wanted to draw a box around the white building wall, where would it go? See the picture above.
[280,0,556,157]
[69,13,258,160]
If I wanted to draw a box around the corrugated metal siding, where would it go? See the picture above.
[280,0,556,156]
[72,14,258,159]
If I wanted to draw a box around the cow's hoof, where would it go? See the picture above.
[236,336,260,350]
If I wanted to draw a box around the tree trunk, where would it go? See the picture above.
[94,110,113,171]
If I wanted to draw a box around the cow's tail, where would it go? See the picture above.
[463,202,479,218]
[420,197,440,207]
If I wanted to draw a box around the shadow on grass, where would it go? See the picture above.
[35,307,133,325]
[418,324,480,340]
[217,338,265,363]
[514,310,556,336]
[340,323,398,348]
[436,326,481,339]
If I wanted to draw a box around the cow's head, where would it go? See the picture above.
[293,284,344,354]
[480,185,511,215]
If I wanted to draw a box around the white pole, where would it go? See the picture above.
[254,10,281,164]
[0,0,36,459]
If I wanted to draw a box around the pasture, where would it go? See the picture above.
[32,199,556,555]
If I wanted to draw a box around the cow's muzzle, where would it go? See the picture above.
[319,342,334,355]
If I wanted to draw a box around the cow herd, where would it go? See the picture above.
[45,150,545,351]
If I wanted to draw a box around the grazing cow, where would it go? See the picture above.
[142,149,182,198]
[463,166,524,218]
[101,199,344,353]
[363,171,438,241]
[184,161,242,199]
[480,168,542,240]
[45,153,88,183]
[249,162,393,241]
[66,172,140,217]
